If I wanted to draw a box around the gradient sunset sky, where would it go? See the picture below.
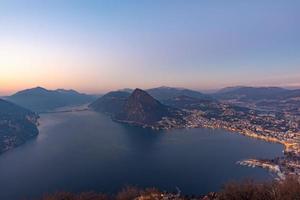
[1,0,300,95]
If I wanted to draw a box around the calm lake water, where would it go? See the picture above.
[0,110,283,200]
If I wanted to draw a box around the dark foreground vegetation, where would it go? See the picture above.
[41,176,300,200]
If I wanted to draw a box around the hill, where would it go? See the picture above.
[115,89,174,125]
[146,86,210,101]
[214,86,292,101]
[7,87,96,112]
[0,99,39,154]
[163,95,217,111]
[213,86,300,113]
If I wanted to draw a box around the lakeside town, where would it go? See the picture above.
[155,101,300,179]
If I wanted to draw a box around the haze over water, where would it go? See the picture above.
[0,110,283,200]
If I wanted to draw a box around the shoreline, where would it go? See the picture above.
[237,159,285,180]
[111,113,299,179]
[30,109,300,180]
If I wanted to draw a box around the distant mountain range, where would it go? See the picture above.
[214,86,300,101]
[91,86,300,116]
[115,86,211,101]
[146,86,211,101]
[90,86,210,115]
[212,86,300,112]
[0,99,39,154]
[1,85,299,153]
[7,87,96,112]
[98,86,300,103]
[163,95,217,111]
[90,85,300,129]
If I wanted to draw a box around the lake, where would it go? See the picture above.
[0,110,283,199]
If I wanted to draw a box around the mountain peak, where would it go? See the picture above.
[130,88,162,108]
[33,86,47,90]
[131,88,151,97]
[13,86,49,96]
[115,89,171,125]
[132,88,145,93]
[27,86,48,92]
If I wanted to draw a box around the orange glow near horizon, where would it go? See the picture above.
[1,0,300,96]
[1,41,300,96]
[1,31,300,96]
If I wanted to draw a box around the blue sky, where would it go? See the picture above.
[0,0,299,94]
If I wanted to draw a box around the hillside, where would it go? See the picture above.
[214,86,293,101]
[89,91,131,116]
[0,99,39,154]
[163,95,218,111]
[213,86,300,113]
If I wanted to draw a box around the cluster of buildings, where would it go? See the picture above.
[155,103,300,179]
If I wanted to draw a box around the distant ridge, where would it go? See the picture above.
[146,86,211,101]
[213,86,295,100]
[163,95,216,110]
[7,87,96,112]
[216,86,245,94]
[118,88,134,93]
[89,85,299,131]
[89,86,212,119]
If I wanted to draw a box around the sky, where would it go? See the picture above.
[0,0,300,95]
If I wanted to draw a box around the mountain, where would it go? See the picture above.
[146,86,210,101]
[216,86,245,94]
[214,86,292,101]
[115,89,174,125]
[0,99,39,154]
[7,87,96,112]
[118,88,134,93]
[163,95,218,111]
[283,89,300,99]
[213,86,300,113]
[89,91,131,116]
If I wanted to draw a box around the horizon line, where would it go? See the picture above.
[1,84,300,97]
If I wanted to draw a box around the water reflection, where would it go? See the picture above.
[0,110,283,200]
